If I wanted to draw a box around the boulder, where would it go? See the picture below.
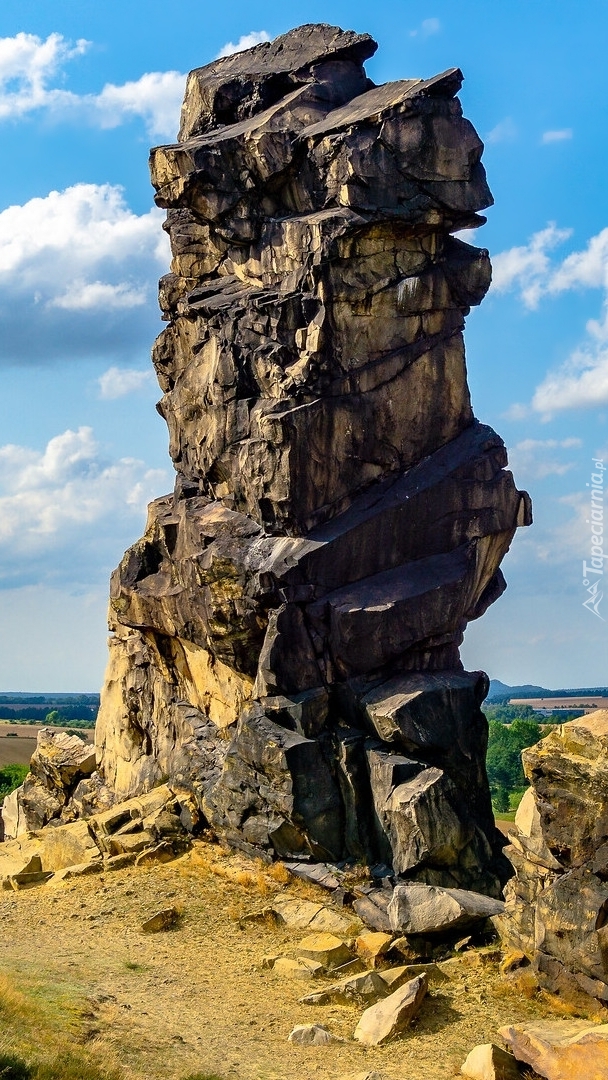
[300,970,389,1005]
[387,882,504,935]
[461,1043,521,1080]
[295,933,353,970]
[500,1020,608,1080]
[353,974,428,1045]
[274,957,324,980]
[37,820,100,872]
[354,931,393,966]
[2,729,96,839]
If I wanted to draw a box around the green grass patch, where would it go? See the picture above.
[0,765,28,799]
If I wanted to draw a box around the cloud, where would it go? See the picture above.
[0,31,89,118]
[0,182,169,366]
[532,347,608,416]
[541,128,573,144]
[486,117,518,145]
[98,366,153,399]
[216,31,271,58]
[491,223,573,307]
[409,18,441,38]
[0,427,167,589]
[0,32,185,138]
[508,437,582,479]
[494,224,608,413]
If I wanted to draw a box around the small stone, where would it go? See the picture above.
[355,931,393,967]
[288,1024,341,1046]
[140,906,180,933]
[103,852,137,871]
[353,974,428,1045]
[295,933,353,970]
[461,1043,521,1080]
[45,860,103,884]
[274,957,323,980]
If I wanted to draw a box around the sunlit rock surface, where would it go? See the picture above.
[91,24,530,894]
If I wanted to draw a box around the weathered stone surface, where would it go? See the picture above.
[2,729,96,838]
[274,957,324,980]
[353,973,427,1045]
[141,907,180,933]
[287,1023,341,1046]
[461,1043,521,1080]
[498,712,608,1004]
[37,820,100,872]
[387,883,504,935]
[354,931,393,966]
[295,932,353,969]
[500,1020,608,1080]
[0,23,528,894]
[299,969,389,1005]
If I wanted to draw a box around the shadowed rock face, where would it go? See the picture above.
[92,24,530,894]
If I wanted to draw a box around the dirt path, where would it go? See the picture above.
[0,842,554,1080]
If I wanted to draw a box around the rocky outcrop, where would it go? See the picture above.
[2,729,96,838]
[5,25,529,894]
[497,711,608,1006]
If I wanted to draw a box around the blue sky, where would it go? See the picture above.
[1,0,607,691]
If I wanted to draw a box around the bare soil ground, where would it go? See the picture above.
[0,841,562,1080]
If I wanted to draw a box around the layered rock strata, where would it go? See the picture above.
[35,25,529,893]
[498,711,608,1005]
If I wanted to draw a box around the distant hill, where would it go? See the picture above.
[488,680,608,702]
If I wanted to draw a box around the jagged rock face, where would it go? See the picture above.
[91,24,530,894]
[497,712,608,1005]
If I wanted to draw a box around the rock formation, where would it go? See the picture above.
[3,25,531,896]
[498,711,608,1006]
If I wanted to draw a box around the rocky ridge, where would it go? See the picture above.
[3,25,530,897]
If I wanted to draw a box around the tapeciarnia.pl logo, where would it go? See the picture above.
[582,458,605,620]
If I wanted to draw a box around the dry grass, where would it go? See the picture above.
[0,840,572,1080]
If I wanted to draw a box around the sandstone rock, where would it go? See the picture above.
[135,841,181,866]
[274,957,324,980]
[287,1023,341,1046]
[2,729,96,838]
[37,820,100,872]
[271,896,324,928]
[387,883,504,935]
[141,907,180,933]
[295,933,353,969]
[299,970,389,1005]
[379,963,449,988]
[75,22,529,889]
[461,1043,521,1080]
[500,1019,608,1080]
[46,861,103,884]
[497,712,608,1003]
[354,931,393,966]
[353,973,428,1045]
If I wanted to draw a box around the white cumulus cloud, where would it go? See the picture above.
[0,32,185,138]
[491,224,573,307]
[0,427,167,588]
[216,31,271,59]
[494,224,608,414]
[98,366,153,399]
[0,182,169,365]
